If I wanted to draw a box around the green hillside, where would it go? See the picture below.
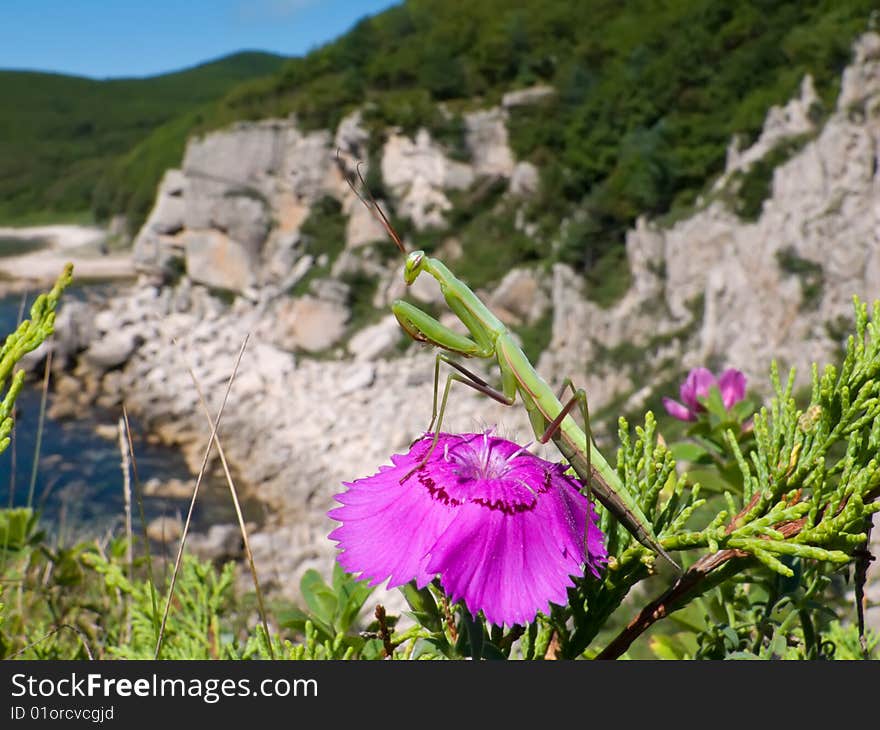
[115,0,875,279]
[0,51,286,223]
[3,0,876,280]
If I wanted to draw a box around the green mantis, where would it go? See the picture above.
[344,162,680,573]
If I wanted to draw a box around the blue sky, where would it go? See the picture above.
[0,0,399,79]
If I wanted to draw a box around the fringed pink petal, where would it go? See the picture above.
[426,464,598,627]
[328,435,463,588]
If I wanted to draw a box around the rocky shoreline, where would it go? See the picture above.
[0,224,134,296]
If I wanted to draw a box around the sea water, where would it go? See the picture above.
[0,286,260,542]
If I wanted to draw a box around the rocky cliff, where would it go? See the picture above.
[49,34,880,619]
[543,34,880,404]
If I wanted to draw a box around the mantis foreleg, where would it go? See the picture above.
[401,353,515,483]
[426,354,511,432]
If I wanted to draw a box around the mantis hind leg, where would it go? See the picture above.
[400,353,515,483]
[534,379,596,558]
[536,378,592,496]
[540,381,681,573]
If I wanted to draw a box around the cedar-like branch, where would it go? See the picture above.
[598,484,880,659]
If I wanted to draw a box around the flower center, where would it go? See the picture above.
[445,432,524,482]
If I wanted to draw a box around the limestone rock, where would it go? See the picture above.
[145,170,186,235]
[246,342,296,381]
[719,74,820,188]
[19,341,49,375]
[82,329,142,371]
[183,177,270,252]
[338,362,376,396]
[187,524,245,561]
[142,477,193,499]
[132,169,188,276]
[183,230,257,294]
[334,110,370,160]
[183,121,284,185]
[344,194,388,248]
[382,129,475,230]
[837,32,880,110]
[501,84,556,108]
[509,161,540,197]
[46,299,95,367]
[465,108,515,178]
[275,295,350,353]
[279,127,336,200]
[488,267,549,325]
[146,515,183,544]
[347,315,402,361]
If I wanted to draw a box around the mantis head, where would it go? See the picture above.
[403,250,427,285]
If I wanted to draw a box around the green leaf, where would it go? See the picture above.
[53,548,86,587]
[332,564,374,631]
[0,508,37,551]
[730,398,756,421]
[667,602,710,634]
[725,651,763,660]
[359,638,385,660]
[650,632,696,660]
[409,637,449,660]
[299,570,338,628]
[275,606,312,632]
[764,631,788,659]
[702,386,728,420]
[685,467,737,494]
[668,441,710,463]
[401,582,443,632]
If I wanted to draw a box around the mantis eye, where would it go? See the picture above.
[404,251,425,285]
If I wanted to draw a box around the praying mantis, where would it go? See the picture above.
[344,161,680,573]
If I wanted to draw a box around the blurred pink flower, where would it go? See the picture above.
[662,367,746,422]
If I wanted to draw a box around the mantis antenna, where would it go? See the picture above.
[336,149,406,255]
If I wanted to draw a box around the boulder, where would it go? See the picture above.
[382,129,475,230]
[465,108,515,178]
[344,194,389,248]
[275,295,350,353]
[334,110,370,160]
[279,127,336,200]
[147,169,187,235]
[488,267,548,325]
[183,121,284,185]
[82,329,142,371]
[48,299,96,366]
[132,169,188,277]
[142,477,194,499]
[348,316,402,361]
[187,524,245,561]
[509,161,540,197]
[184,178,270,253]
[183,230,258,294]
[146,515,183,544]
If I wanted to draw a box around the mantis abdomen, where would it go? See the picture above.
[495,333,679,571]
